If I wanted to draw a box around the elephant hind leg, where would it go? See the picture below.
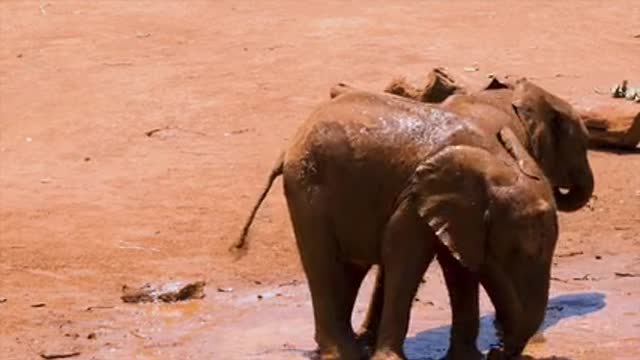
[373,199,437,360]
[341,262,371,335]
[285,185,363,360]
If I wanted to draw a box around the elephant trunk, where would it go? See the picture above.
[516,277,550,350]
[493,282,550,358]
[484,265,552,357]
[554,162,594,212]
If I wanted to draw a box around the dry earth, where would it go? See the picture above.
[1,1,639,359]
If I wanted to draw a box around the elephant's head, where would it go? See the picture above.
[413,130,558,356]
[510,79,594,212]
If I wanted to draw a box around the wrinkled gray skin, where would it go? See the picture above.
[233,87,559,360]
[356,79,594,359]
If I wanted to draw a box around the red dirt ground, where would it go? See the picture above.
[1,1,639,359]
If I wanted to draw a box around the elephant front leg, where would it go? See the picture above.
[355,267,383,351]
[372,200,437,360]
[437,248,482,360]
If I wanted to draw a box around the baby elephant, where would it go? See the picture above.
[233,90,558,360]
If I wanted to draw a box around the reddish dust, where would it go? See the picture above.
[1,1,639,359]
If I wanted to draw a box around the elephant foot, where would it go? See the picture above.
[371,348,405,360]
[310,343,367,360]
[441,344,483,360]
[487,345,526,360]
[487,347,507,360]
[355,328,376,352]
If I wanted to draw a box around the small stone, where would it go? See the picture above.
[87,332,97,340]
[625,88,637,100]
[611,84,620,97]
[595,255,602,260]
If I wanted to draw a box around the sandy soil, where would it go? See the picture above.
[1,1,639,359]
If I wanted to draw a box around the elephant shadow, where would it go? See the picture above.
[404,292,606,360]
[592,146,640,155]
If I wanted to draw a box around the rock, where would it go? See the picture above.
[121,281,206,303]
[572,97,640,149]
[40,351,81,359]
[611,80,628,98]
[383,67,515,105]
[384,67,465,103]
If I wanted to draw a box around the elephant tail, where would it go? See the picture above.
[230,151,285,257]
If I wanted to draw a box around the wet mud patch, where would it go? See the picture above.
[541,292,606,331]
[405,292,606,359]
[121,281,206,303]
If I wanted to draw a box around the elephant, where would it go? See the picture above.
[337,77,594,358]
[331,77,594,359]
[233,87,560,360]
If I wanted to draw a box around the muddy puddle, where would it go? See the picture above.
[94,266,640,360]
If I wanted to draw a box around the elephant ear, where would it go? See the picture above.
[511,78,576,121]
[510,78,581,160]
[496,127,543,181]
[411,146,506,271]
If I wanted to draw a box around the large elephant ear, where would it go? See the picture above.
[511,78,576,120]
[411,146,506,271]
[510,79,584,157]
[510,79,555,161]
[496,127,543,181]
